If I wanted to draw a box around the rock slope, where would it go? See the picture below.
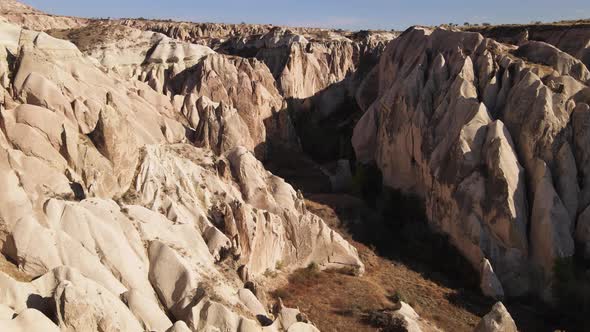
[0,16,365,331]
[353,26,590,298]
[47,22,294,159]
[52,20,397,163]
[5,0,586,330]
[0,0,88,31]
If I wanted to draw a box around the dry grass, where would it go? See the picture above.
[269,195,553,332]
[271,241,482,331]
[46,23,135,52]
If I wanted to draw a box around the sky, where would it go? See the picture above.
[23,0,590,31]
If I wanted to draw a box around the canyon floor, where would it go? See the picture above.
[265,150,561,332]
[271,193,556,332]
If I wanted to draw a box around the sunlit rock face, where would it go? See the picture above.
[0,15,364,331]
[216,27,398,161]
[354,26,589,297]
[0,0,88,31]
[466,23,590,70]
[62,20,398,163]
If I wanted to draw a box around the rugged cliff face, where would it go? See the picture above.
[47,22,298,160]
[353,26,590,298]
[217,28,398,161]
[114,20,398,161]
[0,16,366,331]
[2,0,589,330]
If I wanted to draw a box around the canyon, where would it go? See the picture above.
[0,0,589,331]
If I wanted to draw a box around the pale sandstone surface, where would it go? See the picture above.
[353,26,589,297]
[0,16,365,332]
[56,22,397,161]
[3,1,587,331]
[0,0,88,31]
[474,302,518,332]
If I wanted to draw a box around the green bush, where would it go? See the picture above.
[263,269,278,278]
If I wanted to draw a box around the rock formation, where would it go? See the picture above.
[0,14,364,331]
[2,0,590,330]
[0,0,87,31]
[115,20,398,161]
[220,27,397,161]
[474,302,518,332]
[353,26,589,297]
[466,22,590,69]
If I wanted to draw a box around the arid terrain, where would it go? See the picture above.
[0,0,589,331]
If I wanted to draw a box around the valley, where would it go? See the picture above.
[0,1,589,331]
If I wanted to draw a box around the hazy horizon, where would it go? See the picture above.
[22,0,590,31]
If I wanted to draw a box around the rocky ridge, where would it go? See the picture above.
[48,20,398,163]
[0,1,588,331]
[465,22,590,69]
[0,15,366,332]
[0,0,88,31]
[353,26,590,299]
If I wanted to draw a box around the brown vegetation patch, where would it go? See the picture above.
[270,194,556,332]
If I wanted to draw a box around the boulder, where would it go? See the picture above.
[474,302,517,332]
[480,259,505,300]
[53,280,143,332]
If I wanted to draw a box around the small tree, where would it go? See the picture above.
[482,22,491,26]
[464,22,470,26]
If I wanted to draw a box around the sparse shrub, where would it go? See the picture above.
[391,290,407,304]
[288,263,321,284]
[120,187,140,204]
[263,269,278,278]
[307,262,320,273]
[333,265,360,276]
[366,310,408,332]
[271,288,290,300]
[275,260,285,271]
